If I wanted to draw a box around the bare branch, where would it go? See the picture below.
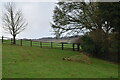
[2,2,27,44]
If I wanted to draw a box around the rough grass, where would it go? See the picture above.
[65,53,92,64]
[2,44,118,78]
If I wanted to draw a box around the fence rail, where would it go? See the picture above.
[1,36,81,51]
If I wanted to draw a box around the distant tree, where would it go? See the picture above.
[2,2,28,44]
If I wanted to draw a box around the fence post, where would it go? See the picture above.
[2,36,3,44]
[11,38,12,44]
[51,42,53,48]
[62,42,64,50]
[39,42,40,47]
[21,39,22,46]
[40,42,42,48]
[30,40,32,46]
[73,43,75,51]
[77,43,80,51]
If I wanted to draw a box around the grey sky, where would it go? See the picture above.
[1,2,56,39]
[1,0,119,39]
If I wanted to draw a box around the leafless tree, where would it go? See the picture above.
[2,2,28,44]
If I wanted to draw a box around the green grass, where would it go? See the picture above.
[0,42,2,79]
[2,44,118,78]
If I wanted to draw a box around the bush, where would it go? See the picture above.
[80,34,108,58]
[80,35,96,54]
[79,32,119,63]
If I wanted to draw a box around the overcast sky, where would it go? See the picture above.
[0,0,119,39]
[0,1,57,39]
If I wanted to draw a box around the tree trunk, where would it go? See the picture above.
[13,35,16,44]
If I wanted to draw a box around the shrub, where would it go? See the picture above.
[79,32,119,63]
[80,35,96,54]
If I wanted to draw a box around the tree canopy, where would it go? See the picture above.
[51,2,120,62]
[51,2,120,36]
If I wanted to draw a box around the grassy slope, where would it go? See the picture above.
[2,44,118,78]
[0,42,2,79]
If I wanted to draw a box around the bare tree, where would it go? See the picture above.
[2,2,28,44]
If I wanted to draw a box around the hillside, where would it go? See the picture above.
[2,44,118,78]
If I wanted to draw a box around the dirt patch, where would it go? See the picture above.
[63,53,92,64]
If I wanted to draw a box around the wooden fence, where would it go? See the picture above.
[1,36,81,51]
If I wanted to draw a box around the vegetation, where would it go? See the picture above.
[2,44,118,78]
[0,42,1,78]
[2,1,119,78]
[51,2,120,62]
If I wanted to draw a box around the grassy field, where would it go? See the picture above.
[2,44,118,78]
[0,42,2,79]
